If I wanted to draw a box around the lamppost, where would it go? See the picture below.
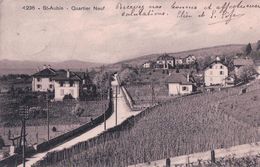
[19,106,30,167]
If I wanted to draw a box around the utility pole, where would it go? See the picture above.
[115,86,118,126]
[102,90,106,130]
[151,81,155,106]
[19,106,29,167]
[46,93,50,142]
[22,117,26,167]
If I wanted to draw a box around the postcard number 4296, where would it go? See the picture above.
[22,6,35,10]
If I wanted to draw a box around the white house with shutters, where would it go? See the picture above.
[32,66,85,101]
[204,57,228,86]
[32,65,56,92]
[53,70,81,101]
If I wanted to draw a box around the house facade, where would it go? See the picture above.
[142,61,154,69]
[32,65,56,92]
[184,55,196,65]
[156,54,175,69]
[167,73,194,95]
[204,59,228,86]
[175,58,183,66]
[32,66,85,101]
[53,70,82,101]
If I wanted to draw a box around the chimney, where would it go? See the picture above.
[43,64,47,69]
[216,56,220,61]
[83,73,86,84]
[67,69,70,78]
[187,73,190,82]
[47,64,51,69]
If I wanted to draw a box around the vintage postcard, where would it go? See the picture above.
[0,0,260,166]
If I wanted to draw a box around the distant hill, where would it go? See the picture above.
[112,44,246,68]
[0,59,103,75]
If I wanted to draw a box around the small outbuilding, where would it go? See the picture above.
[166,73,194,95]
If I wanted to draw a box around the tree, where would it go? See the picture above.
[245,43,252,55]
[0,136,4,149]
[237,65,257,82]
[257,40,260,51]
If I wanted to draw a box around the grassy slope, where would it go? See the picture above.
[50,80,260,167]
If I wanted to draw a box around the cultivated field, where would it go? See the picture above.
[44,79,260,167]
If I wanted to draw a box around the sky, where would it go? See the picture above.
[0,0,260,63]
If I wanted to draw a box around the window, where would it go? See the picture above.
[60,89,64,96]
[182,86,188,91]
[220,65,223,69]
[37,84,42,89]
[60,81,64,87]
[70,89,74,96]
[49,78,53,82]
[220,71,224,75]
[69,81,74,87]
[37,78,41,82]
[49,85,53,89]
[209,65,212,69]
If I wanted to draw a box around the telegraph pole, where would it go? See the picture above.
[46,93,50,142]
[19,106,29,167]
[151,81,155,106]
[102,90,106,130]
[115,86,118,125]
[22,117,26,167]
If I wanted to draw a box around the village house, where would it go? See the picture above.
[175,57,184,66]
[183,55,196,65]
[142,61,154,69]
[32,66,88,100]
[32,65,56,92]
[53,70,82,101]
[204,57,228,86]
[166,73,194,95]
[156,54,175,69]
[234,58,254,75]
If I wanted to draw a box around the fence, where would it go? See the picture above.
[129,142,260,167]
[117,74,146,111]
[0,154,18,167]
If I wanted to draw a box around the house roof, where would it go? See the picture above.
[143,60,154,64]
[157,54,174,61]
[53,71,82,81]
[32,68,57,77]
[234,58,254,66]
[204,61,227,70]
[166,73,193,85]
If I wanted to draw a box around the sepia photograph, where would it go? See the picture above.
[0,0,260,166]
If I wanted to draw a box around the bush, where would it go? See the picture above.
[0,136,5,149]
[63,94,74,100]
[52,126,57,132]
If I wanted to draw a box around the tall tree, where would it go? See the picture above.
[257,40,260,51]
[245,43,252,55]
